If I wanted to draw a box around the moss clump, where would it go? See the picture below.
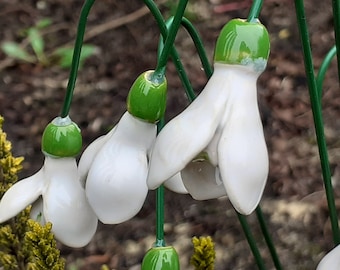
[190,236,216,270]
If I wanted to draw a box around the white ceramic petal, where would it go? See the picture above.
[164,173,188,194]
[78,127,116,187]
[181,159,227,200]
[43,156,98,248]
[218,65,268,215]
[30,196,46,225]
[317,245,340,270]
[147,64,232,189]
[0,168,44,222]
[204,101,229,167]
[86,112,156,224]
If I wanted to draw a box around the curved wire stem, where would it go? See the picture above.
[158,16,212,102]
[247,0,263,22]
[181,17,213,79]
[316,45,336,100]
[60,0,96,117]
[144,0,190,247]
[152,0,189,80]
[144,0,195,101]
[331,0,340,83]
[295,0,340,245]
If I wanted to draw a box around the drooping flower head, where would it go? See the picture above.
[0,116,98,247]
[147,18,270,215]
[78,70,184,224]
[142,246,180,270]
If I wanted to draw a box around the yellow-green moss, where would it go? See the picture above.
[25,220,65,270]
[190,236,216,270]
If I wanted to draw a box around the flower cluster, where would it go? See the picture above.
[0,18,271,249]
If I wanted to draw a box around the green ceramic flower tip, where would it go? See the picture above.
[127,70,167,123]
[141,246,180,270]
[41,116,82,157]
[214,18,270,71]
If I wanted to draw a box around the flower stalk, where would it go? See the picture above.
[60,0,96,117]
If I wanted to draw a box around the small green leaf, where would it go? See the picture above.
[27,28,45,61]
[35,18,52,29]
[53,44,97,69]
[1,42,35,62]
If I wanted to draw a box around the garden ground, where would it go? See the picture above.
[1,0,340,269]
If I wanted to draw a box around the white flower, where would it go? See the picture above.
[79,111,157,224]
[317,245,340,270]
[147,63,268,215]
[0,156,98,248]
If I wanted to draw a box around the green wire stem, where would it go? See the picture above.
[152,0,189,80]
[247,0,263,22]
[331,0,340,83]
[316,45,336,100]
[295,0,340,245]
[155,185,165,247]
[145,0,189,247]
[255,207,283,270]
[144,0,196,101]
[181,17,213,79]
[154,117,166,247]
[158,16,212,102]
[149,2,209,246]
[60,0,95,118]
[237,213,266,270]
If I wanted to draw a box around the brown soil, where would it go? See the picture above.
[1,0,340,269]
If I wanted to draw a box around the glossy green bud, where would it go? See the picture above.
[214,18,270,71]
[41,116,82,157]
[127,70,167,123]
[141,246,180,270]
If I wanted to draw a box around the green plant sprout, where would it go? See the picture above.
[1,18,96,69]
[0,116,65,270]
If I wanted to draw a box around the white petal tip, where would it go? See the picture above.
[317,245,340,270]
[228,187,265,215]
[164,173,188,194]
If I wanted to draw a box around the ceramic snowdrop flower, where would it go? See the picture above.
[79,70,178,224]
[317,245,340,270]
[147,18,270,215]
[0,116,98,247]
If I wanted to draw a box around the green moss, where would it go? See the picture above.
[190,236,216,270]
[25,220,65,270]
